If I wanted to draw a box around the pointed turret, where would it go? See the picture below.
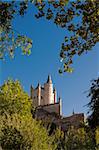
[72,109,75,115]
[35,82,41,89]
[53,88,57,103]
[37,82,41,106]
[44,75,54,104]
[31,84,33,89]
[59,97,62,116]
[47,75,52,84]
[37,83,40,88]
[30,85,34,99]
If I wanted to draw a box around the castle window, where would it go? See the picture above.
[41,96,43,99]
[34,96,35,99]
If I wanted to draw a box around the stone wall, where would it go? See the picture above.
[60,113,84,131]
[34,106,84,132]
[40,102,60,115]
[31,87,39,107]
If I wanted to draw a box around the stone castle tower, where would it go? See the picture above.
[30,75,62,115]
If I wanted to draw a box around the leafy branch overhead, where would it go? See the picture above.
[0,1,32,59]
[34,0,98,73]
[0,0,98,73]
[87,78,99,129]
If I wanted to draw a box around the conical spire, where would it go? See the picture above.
[30,84,33,90]
[36,82,41,89]
[30,84,34,99]
[37,82,41,88]
[47,75,52,83]
[53,87,57,103]
[59,97,61,102]
[53,87,56,92]
[59,97,62,116]
[72,109,75,115]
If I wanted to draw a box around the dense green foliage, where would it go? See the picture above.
[87,78,99,129]
[51,127,97,150]
[0,80,53,150]
[0,1,32,59]
[63,127,96,150]
[0,80,32,116]
[0,114,53,150]
[96,127,99,147]
[0,0,98,73]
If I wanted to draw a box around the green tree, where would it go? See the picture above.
[63,127,95,150]
[0,0,98,73]
[0,114,53,150]
[87,77,99,129]
[51,128,64,150]
[51,126,96,150]
[0,79,32,116]
[0,1,32,59]
[0,80,53,150]
[95,127,99,150]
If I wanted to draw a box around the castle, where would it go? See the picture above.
[30,75,62,115]
[30,75,84,132]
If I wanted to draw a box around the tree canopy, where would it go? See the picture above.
[87,77,99,129]
[0,0,98,73]
[35,0,98,73]
[51,126,97,150]
[0,79,32,116]
[0,80,53,150]
[0,1,32,59]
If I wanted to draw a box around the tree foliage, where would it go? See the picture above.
[52,126,97,150]
[64,127,96,150]
[96,127,99,149]
[0,0,98,73]
[51,128,64,150]
[0,114,53,150]
[87,77,99,129]
[0,1,32,59]
[0,79,32,116]
[0,80,53,150]
[35,0,98,73]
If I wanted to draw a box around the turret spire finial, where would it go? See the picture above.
[37,82,40,88]
[72,109,75,115]
[47,75,52,83]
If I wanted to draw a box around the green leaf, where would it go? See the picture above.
[58,69,63,74]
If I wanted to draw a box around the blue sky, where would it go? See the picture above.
[0,4,99,116]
